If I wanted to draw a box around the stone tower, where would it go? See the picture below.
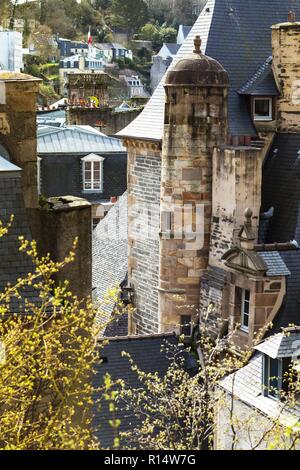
[158,36,229,333]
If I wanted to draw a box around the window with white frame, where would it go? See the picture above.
[241,289,250,332]
[81,154,104,192]
[253,97,273,121]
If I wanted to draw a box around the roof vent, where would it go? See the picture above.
[288,10,296,22]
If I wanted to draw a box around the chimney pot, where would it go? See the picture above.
[288,10,296,22]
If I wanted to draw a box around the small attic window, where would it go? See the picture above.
[253,97,273,121]
[81,154,104,192]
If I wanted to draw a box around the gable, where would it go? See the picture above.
[222,247,267,275]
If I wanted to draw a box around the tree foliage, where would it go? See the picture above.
[115,324,300,450]
[111,0,149,37]
[136,22,177,50]
[0,219,126,450]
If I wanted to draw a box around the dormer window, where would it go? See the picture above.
[255,329,300,402]
[241,289,250,332]
[253,97,273,121]
[81,154,104,192]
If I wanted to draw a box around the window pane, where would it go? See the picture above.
[243,313,249,327]
[269,358,279,398]
[180,315,192,336]
[244,290,250,301]
[255,99,270,117]
[94,170,100,180]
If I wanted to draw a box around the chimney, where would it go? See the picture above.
[288,10,296,23]
[272,19,300,132]
[79,55,85,71]
[0,72,41,209]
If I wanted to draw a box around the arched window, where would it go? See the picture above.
[81,154,104,192]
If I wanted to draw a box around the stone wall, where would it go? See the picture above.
[125,138,161,335]
[272,22,300,132]
[67,107,142,136]
[30,197,92,300]
[199,266,229,335]
[0,73,40,209]
[210,146,262,268]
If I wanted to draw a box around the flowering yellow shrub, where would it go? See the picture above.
[0,219,123,450]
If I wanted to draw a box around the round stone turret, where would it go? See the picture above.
[166,36,229,87]
[158,35,229,334]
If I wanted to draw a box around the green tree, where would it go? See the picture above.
[136,22,177,51]
[159,26,177,44]
[111,0,149,38]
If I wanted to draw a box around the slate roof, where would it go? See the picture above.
[220,354,300,427]
[181,25,192,40]
[93,334,197,448]
[0,156,20,172]
[0,162,41,313]
[37,125,125,155]
[259,251,291,277]
[118,0,300,141]
[238,56,279,96]
[260,133,300,332]
[92,192,128,335]
[201,265,227,290]
[163,43,181,56]
[255,329,300,359]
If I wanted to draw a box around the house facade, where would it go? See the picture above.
[117,1,300,343]
[37,125,127,227]
[120,74,148,99]
[59,55,105,96]
[150,25,191,92]
[95,43,133,63]
[0,30,24,72]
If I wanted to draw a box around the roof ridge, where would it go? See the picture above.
[238,55,273,94]
[98,332,177,342]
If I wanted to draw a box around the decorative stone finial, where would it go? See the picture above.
[244,207,253,221]
[194,35,202,54]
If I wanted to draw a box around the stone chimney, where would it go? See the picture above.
[272,16,300,132]
[79,55,85,72]
[0,72,41,209]
[158,36,229,333]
